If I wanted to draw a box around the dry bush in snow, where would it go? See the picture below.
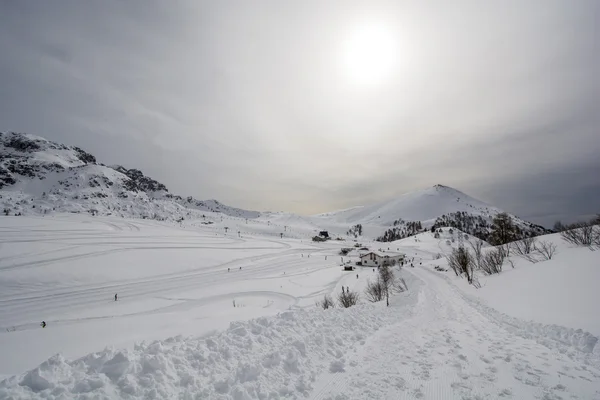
[512,237,538,262]
[338,287,359,308]
[536,240,557,260]
[560,223,597,247]
[317,295,335,310]
[364,280,384,303]
[468,239,484,270]
[447,246,474,283]
[480,247,505,275]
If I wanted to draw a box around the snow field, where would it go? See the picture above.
[0,215,379,375]
[311,265,600,400]
[1,215,600,399]
[0,274,420,399]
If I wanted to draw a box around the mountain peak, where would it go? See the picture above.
[0,131,259,220]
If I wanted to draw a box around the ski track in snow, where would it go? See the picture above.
[0,218,330,334]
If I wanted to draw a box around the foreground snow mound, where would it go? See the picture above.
[0,301,412,399]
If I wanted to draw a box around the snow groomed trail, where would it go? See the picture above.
[2,262,598,399]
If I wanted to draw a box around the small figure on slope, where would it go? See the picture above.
[115,293,118,301]
[41,321,46,328]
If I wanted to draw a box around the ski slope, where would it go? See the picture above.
[1,216,599,399]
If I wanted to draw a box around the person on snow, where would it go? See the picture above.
[41,321,46,328]
[115,293,118,301]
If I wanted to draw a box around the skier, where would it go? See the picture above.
[41,321,46,328]
[356,274,359,279]
[228,268,230,272]
[115,293,118,301]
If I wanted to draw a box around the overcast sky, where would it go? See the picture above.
[1,1,598,226]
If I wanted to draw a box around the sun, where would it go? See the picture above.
[342,24,397,86]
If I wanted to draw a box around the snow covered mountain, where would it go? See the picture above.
[316,184,548,241]
[0,132,259,220]
[0,132,547,241]
[318,184,498,225]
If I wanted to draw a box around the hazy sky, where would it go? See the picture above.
[1,1,598,226]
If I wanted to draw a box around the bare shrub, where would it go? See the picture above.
[364,280,384,303]
[512,237,537,262]
[338,287,359,308]
[560,223,595,246]
[447,247,474,283]
[468,239,484,270]
[537,240,557,260]
[317,295,335,309]
[512,237,536,255]
[480,247,504,275]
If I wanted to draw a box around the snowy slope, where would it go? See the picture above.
[451,232,600,336]
[315,184,548,242]
[319,185,498,225]
[1,217,599,399]
[2,132,549,244]
[0,132,259,221]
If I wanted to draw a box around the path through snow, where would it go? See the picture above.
[310,266,600,400]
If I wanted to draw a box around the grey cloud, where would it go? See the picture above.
[0,1,598,223]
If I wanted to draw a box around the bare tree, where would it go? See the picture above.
[364,279,384,303]
[489,212,519,245]
[553,220,566,232]
[536,240,557,260]
[317,295,335,310]
[446,246,474,283]
[379,264,395,306]
[338,287,359,308]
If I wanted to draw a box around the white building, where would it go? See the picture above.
[359,251,405,267]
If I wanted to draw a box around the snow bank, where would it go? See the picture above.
[428,232,600,366]
[448,233,600,336]
[0,286,419,399]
